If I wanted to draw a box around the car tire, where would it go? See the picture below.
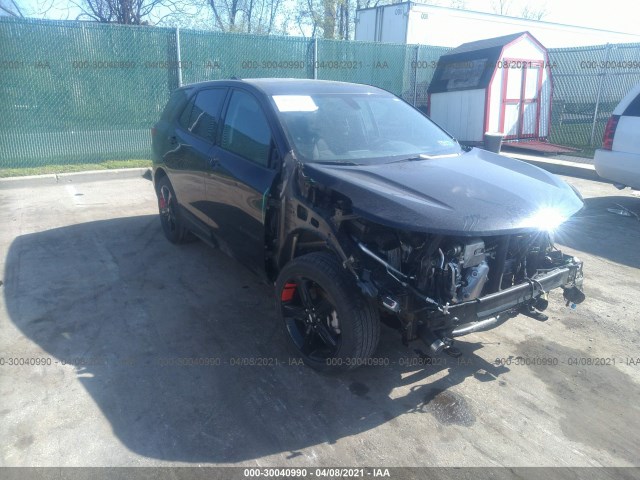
[156,176,192,244]
[275,252,380,372]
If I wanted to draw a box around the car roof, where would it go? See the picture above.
[613,82,640,115]
[178,78,392,96]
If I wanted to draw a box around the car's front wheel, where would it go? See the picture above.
[275,252,380,372]
[156,176,191,244]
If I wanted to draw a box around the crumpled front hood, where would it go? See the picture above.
[303,148,583,235]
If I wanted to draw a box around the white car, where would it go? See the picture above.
[594,83,640,190]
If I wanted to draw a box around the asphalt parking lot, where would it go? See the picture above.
[1,172,639,468]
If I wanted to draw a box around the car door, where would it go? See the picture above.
[165,88,227,224]
[204,88,279,273]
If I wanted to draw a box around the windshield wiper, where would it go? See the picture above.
[394,154,432,163]
[389,152,461,164]
[313,160,360,166]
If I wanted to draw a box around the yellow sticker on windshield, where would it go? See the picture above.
[273,95,319,112]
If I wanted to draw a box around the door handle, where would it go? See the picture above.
[169,136,178,146]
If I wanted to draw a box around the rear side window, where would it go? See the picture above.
[623,93,640,117]
[178,96,195,128]
[160,88,190,121]
[221,90,272,167]
[183,88,227,142]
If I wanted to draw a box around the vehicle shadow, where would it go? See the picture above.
[555,195,640,269]
[3,215,507,463]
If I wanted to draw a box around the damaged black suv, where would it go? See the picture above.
[151,78,585,372]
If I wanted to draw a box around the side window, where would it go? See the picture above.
[623,94,640,117]
[221,90,272,167]
[178,96,195,128]
[161,88,190,121]
[185,88,227,142]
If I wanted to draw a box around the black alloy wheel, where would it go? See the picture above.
[275,252,380,372]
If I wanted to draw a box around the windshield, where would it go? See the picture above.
[272,93,461,165]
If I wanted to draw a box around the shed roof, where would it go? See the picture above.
[445,32,528,55]
[427,32,547,94]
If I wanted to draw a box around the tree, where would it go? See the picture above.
[0,0,24,17]
[294,0,353,39]
[208,0,240,31]
[520,5,548,20]
[294,0,322,37]
[335,0,351,40]
[72,0,181,24]
[206,0,286,33]
[252,0,285,33]
[322,0,335,38]
[491,0,548,20]
[491,0,511,15]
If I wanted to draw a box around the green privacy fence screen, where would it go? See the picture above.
[1,17,640,168]
[548,42,640,149]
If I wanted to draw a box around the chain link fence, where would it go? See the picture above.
[2,17,640,169]
[548,43,640,149]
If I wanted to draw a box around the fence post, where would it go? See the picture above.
[590,43,611,146]
[412,45,419,106]
[175,27,183,87]
[313,37,318,80]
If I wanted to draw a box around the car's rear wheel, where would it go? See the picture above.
[275,252,380,372]
[156,176,191,244]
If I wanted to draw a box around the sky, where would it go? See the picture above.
[12,0,640,35]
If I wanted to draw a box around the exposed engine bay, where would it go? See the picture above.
[344,218,584,349]
[272,158,586,355]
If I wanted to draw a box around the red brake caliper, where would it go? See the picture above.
[281,282,297,302]
[159,188,169,213]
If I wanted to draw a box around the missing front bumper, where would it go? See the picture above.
[452,266,573,321]
[422,262,584,339]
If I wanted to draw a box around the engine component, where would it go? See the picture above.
[461,261,490,301]
[418,329,446,355]
[563,286,586,306]
[446,262,461,301]
[356,241,410,282]
[385,247,402,271]
[354,225,583,333]
[461,239,486,268]
[382,295,401,313]
[533,293,549,311]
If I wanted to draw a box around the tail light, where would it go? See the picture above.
[602,115,620,150]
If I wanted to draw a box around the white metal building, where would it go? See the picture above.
[354,3,640,48]
[427,32,552,144]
